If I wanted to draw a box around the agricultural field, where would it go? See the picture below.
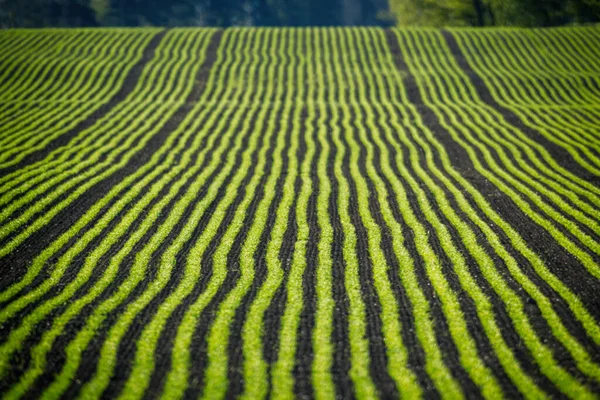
[0,26,599,399]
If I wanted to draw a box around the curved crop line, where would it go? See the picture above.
[240,28,301,400]
[494,30,600,104]
[1,26,599,400]
[437,32,600,201]
[0,34,198,262]
[199,28,294,400]
[2,40,247,394]
[0,30,203,308]
[0,32,48,76]
[35,29,274,400]
[465,30,588,107]
[378,29,600,364]
[0,33,141,153]
[0,33,94,110]
[541,28,600,74]
[406,24,600,338]
[0,30,163,179]
[392,29,600,347]
[270,28,316,400]
[380,29,531,399]
[0,32,143,141]
[352,28,472,399]
[0,31,103,126]
[527,31,600,103]
[160,29,284,400]
[0,34,142,139]
[477,30,600,144]
[0,32,74,97]
[73,28,267,399]
[452,30,600,176]
[113,29,284,400]
[426,32,600,204]
[0,31,161,172]
[5,30,277,400]
[336,28,424,398]
[0,32,173,198]
[4,32,110,103]
[0,32,215,377]
[320,28,380,400]
[562,28,600,69]
[308,28,337,400]
[401,30,600,277]
[0,32,95,138]
[391,29,600,396]
[386,30,573,398]
[507,32,600,105]
[352,27,473,398]
[412,31,600,228]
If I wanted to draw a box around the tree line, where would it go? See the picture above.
[0,0,598,28]
[390,0,600,27]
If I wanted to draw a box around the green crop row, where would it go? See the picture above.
[0,26,598,400]
[452,27,600,174]
[0,30,158,168]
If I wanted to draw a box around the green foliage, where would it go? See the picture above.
[90,0,111,23]
[390,0,600,26]
[389,0,485,27]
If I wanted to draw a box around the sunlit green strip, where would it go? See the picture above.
[382,30,564,399]
[528,30,600,102]
[0,31,168,188]
[309,28,337,400]
[0,32,140,128]
[0,30,203,308]
[414,30,600,222]
[80,29,279,400]
[200,28,291,400]
[477,30,600,143]
[115,29,279,400]
[0,34,145,146]
[408,25,600,355]
[160,30,281,400]
[379,31,600,375]
[0,31,159,172]
[392,29,599,396]
[0,32,45,74]
[321,28,380,400]
[377,29,521,399]
[0,32,173,201]
[0,31,243,399]
[351,27,469,398]
[7,32,122,103]
[35,30,263,400]
[270,28,316,400]
[0,33,193,261]
[336,27,425,398]
[0,32,141,154]
[452,29,600,175]
[75,28,267,399]
[0,33,95,107]
[400,28,600,347]
[0,32,94,151]
[0,31,215,379]
[0,32,73,97]
[404,30,600,275]
[241,28,301,400]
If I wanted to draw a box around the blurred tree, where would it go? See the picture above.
[0,0,97,27]
[390,0,485,27]
[0,0,596,28]
[90,0,111,23]
[390,0,599,26]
